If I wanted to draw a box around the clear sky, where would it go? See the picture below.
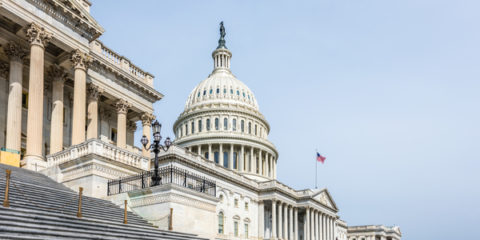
[91,1,479,239]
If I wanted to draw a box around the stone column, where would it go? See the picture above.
[4,42,27,152]
[250,147,256,173]
[229,144,234,169]
[272,201,277,239]
[311,209,315,240]
[70,49,91,145]
[305,208,310,240]
[284,204,288,239]
[239,145,244,172]
[258,201,265,239]
[86,84,103,140]
[323,214,327,240]
[326,217,330,240]
[197,145,201,155]
[273,157,277,179]
[258,149,263,176]
[294,208,298,240]
[219,144,223,165]
[115,99,130,148]
[141,113,155,157]
[278,202,283,239]
[289,206,294,240]
[48,65,67,154]
[208,144,212,161]
[24,23,51,169]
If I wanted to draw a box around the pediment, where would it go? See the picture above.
[312,189,338,211]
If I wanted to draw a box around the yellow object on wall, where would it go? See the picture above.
[0,148,20,167]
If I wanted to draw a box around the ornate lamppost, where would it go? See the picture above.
[141,120,172,186]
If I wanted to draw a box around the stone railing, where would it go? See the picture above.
[89,40,154,86]
[46,139,150,170]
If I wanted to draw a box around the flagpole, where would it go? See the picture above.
[315,149,318,189]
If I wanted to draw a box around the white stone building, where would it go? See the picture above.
[0,1,401,240]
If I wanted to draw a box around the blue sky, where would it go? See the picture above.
[91,1,480,239]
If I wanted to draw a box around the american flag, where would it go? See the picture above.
[316,152,326,164]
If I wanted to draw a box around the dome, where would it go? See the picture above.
[173,22,278,182]
[184,49,259,112]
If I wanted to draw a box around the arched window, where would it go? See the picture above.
[214,152,219,164]
[209,89,213,94]
[180,127,183,137]
[232,119,237,131]
[241,120,245,132]
[185,124,188,135]
[191,122,195,134]
[215,118,219,130]
[198,120,202,132]
[216,88,220,94]
[223,152,228,168]
[236,90,240,96]
[248,122,251,134]
[223,118,228,130]
[197,92,200,97]
[254,124,257,135]
[203,90,206,96]
[218,212,224,234]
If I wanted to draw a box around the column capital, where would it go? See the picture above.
[48,65,68,83]
[0,62,8,78]
[70,49,92,70]
[4,41,27,62]
[115,99,131,114]
[141,112,156,126]
[26,23,52,48]
[87,83,103,100]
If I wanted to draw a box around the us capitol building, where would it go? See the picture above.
[0,1,401,240]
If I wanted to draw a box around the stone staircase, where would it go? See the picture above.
[0,163,205,240]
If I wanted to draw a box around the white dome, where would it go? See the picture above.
[184,47,259,112]
[185,70,259,111]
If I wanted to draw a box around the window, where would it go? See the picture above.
[244,224,249,238]
[22,91,28,109]
[233,152,237,169]
[255,124,257,135]
[223,152,228,168]
[236,90,240,96]
[234,221,239,237]
[197,92,200,97]
[191,121,194,134]
[223,88,226,94]
[205,152,209,159]
[111,128,117,142]
[198,120,202,132]
[241,120,244,132]
[232,119,237,131]
[243,92,245,97]
[207,119,211,131]
[234,199,239,207]
[185,124,188,135]
[245,202,249,210]
[218,212,224,234]
[215,118,219,130]
[230,89,233,94]
[216,88,220,94]
[209,89,213,94]
[214,152,219,164]
[223,118,228,130]
[203,90,206,95]
[248,122,251,134]
[180,127,183,137]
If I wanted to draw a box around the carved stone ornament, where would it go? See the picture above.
[87,83,104,100]
[141,112,156,126]
[128,121,137,131]
[48,64,68,83]
[4,42,27,62]
[0,62,9,79]
[25,23,52,47]
[115,99,131,114]
[70,49,92,70]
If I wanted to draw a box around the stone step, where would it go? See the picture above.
[0,207,204,239]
